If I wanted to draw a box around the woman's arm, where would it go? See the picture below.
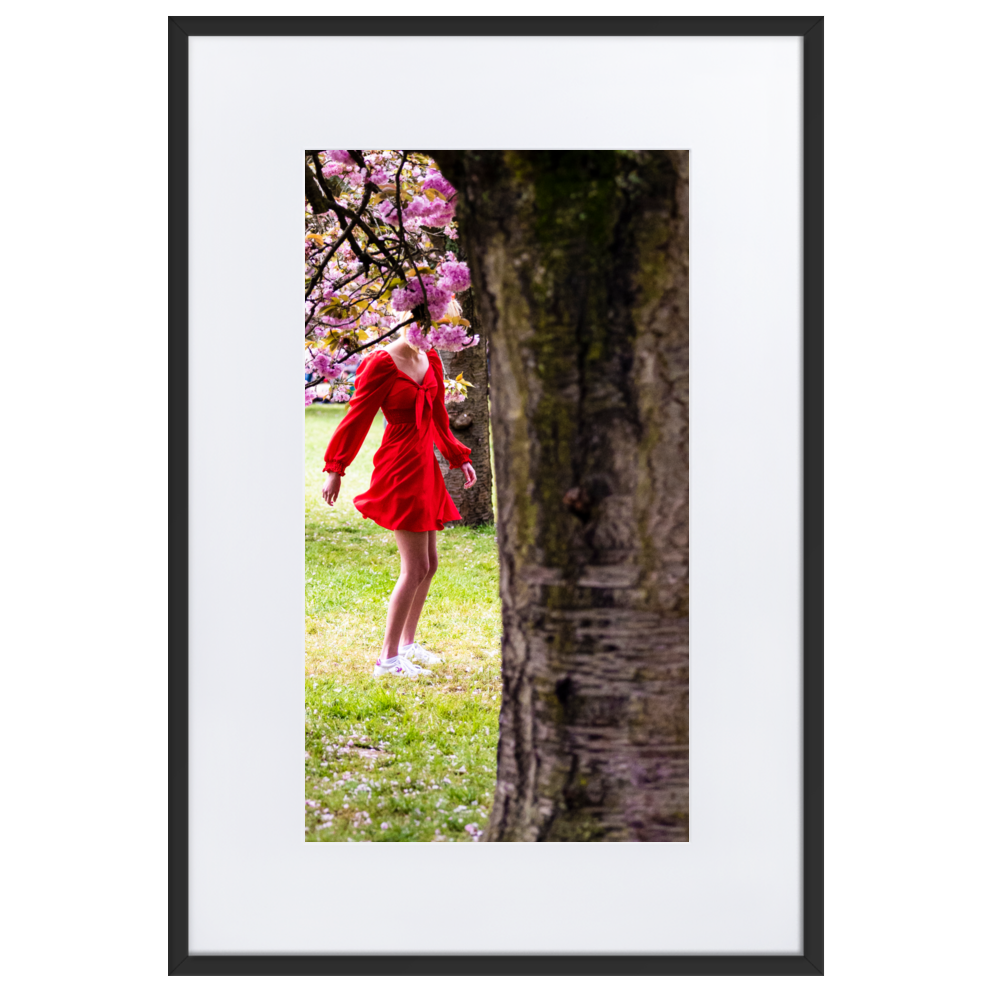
[322,352,396,476]
[428,352,473,472]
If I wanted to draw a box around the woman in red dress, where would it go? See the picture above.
[321,337,477,678]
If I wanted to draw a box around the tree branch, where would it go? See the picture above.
[310,152,335,205]
[304,164,330,215]
[306,233,361,300]
[394,151,432,322]
[304,160,380,301]
[307,318,411,380]
[343,318,411,358]
[334,203,407,279]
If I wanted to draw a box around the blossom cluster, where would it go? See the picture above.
[304,346,353,406]
[389,258,471,321]
[436,259,471,293]
[391,279,453,321]
[378,194,455,229]
[406,323,479,353]
[308,348,344,382]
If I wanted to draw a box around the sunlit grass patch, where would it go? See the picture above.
[304,405,501,842]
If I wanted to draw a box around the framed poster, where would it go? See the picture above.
[170,15,822,974]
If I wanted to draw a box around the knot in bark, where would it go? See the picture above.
[554,675,573,706]
[562,486,592,519]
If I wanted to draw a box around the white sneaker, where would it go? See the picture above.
[401,642,443,666]
[401,653,433,675]
[373,655,422,678]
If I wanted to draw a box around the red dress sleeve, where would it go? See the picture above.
[429,351,473,470]
[322,352,397,474]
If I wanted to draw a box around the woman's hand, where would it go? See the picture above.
[322,472,342,505]
[460,462,477,489]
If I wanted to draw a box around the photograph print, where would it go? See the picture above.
[304,150,688,843]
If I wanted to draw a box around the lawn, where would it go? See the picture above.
[304,404,501,842]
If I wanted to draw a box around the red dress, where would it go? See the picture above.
[323,348,472,532]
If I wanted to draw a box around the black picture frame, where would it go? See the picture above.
[169,15,823,976]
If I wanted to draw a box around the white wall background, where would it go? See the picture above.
[187,31,802,956]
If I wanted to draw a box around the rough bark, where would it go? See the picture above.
[434,298,494,527]
[433,151,689,842]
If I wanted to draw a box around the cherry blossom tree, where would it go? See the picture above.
[304,150,477,408]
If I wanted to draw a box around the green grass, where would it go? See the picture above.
[304,404,501,841]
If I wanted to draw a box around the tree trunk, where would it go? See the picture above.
[432,151,689,841]
[434,298,494,527]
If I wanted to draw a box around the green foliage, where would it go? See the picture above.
[304,405,501,841]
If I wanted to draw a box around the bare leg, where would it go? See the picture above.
[401,531,437,647]
[380,530,433,660]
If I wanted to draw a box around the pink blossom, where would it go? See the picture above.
[324,150,354,165]
[398,194,456,229]
[305,388,317,406]
[378,200,400,227]
[308,350,343,381]
[429,202,457,227]
[444,389,465,404]
[404,324,434,351]
[403,195,435,220]
[423,171,456,199]
[369,167,389,186]
[391,279,451,322]
[436,260,471,293]
[331,386,352,403]
[428,324,477,352]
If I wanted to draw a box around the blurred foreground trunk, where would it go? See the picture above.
[432,150,689,841]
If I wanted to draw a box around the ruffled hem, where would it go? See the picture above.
[354,486,462,532]
[355,508,461,533]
